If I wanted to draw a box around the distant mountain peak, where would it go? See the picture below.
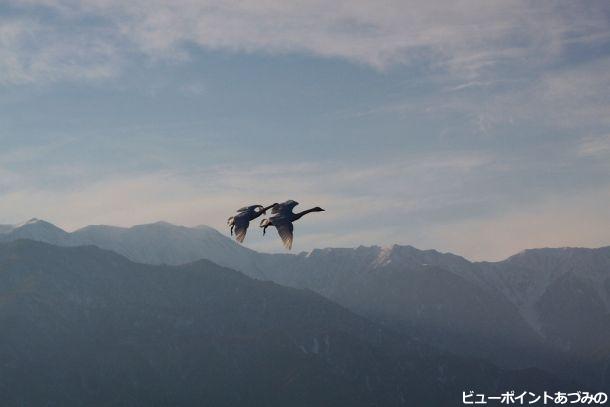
[15,217,45,227]
[146,220,174,227]
[0,218,71,245]
[129,220,182,230]
[194,224,219,231]
[505,246,610,264]
[12,218,65,231]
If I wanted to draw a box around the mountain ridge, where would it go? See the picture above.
[1,218,608,387]
[0,239,574,406]
[6,217,606,263]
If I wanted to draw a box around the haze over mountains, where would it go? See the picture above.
[1,240,574,406]
[1,218,609,393]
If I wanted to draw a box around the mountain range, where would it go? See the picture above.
[0,240,571,406]
[1,218,609,390]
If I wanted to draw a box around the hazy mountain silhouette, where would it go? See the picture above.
[0,240,572,406]
[1,219,608,388]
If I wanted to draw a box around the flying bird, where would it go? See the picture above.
[259,200,325,250]
[228,204,277,243]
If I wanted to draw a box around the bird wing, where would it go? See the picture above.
[233,217,250,243]
[238,204,264,214]
[274,219,294,250]
[272,200,299,215]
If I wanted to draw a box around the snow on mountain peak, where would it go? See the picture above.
[15,218,45,228]
[373,245,394,267]
[0,218,64,234]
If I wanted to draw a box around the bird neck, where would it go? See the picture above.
[294,208,317,221]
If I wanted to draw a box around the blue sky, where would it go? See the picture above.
[1,0,609,259]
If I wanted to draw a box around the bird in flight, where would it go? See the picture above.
[228,204,277,243]
[259,200,325,250]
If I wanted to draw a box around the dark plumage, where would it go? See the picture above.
[227,203,277,243]
[260,200,325,250]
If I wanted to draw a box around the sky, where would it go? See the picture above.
[1,0,609,260]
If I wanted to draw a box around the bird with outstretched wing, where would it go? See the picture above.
[260,200,324,250]
[227,203,277,243]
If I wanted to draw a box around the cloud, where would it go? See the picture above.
[1,1,609,258]
[374,55,610,143]
[0,151,494,247]
[578,135,610,157]
[2,1,609,83]
[0,15,119,85]
[1,146,609,259]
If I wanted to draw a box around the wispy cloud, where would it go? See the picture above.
[578,135,610,157]
[372,55,610,143]
[0,152,494,248]
[0,142,608,258]
[3,1,609,84]
[0,15,119,85]
[1,1,609,259]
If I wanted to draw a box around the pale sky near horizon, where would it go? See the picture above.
[1,1,609,260]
